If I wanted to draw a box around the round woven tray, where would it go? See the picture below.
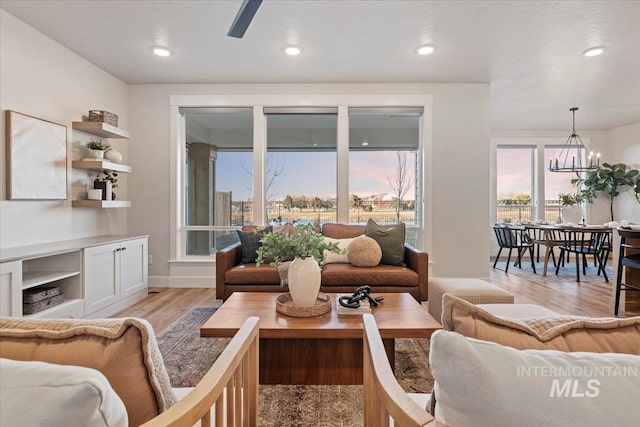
[275,292,332,317]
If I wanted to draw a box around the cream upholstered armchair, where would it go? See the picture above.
[363,297,640,427]
[0,316,259,427]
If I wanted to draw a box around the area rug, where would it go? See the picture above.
[157,307,433,426]
[495,258,613,284]
[156,307,229,387]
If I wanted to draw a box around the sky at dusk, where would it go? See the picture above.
[497,147,577,201]
[215,151,416,201]
[215,148,574,204]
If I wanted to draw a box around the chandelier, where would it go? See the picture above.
[549,107,599,173]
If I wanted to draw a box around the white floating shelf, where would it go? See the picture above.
[72,200,131,208]
[72,160,131,173]
[72,122,131,139]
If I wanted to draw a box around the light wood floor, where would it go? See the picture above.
[488,268,620,318]
[115,288,218,333]
[116,263,635,334]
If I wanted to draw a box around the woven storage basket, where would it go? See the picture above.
[23,294,64,314]
[23,286,61,304]
[88,110,118,126]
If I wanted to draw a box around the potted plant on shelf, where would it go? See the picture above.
[572,162,640,221]
[558,192,584,224]
[255,224,344,306]
[94,170,119,201]
[84,140,111,160]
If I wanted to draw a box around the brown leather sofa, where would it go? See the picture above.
[216,223,429,302]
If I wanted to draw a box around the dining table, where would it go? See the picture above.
[505,222,640,315]
[521,223,612,278]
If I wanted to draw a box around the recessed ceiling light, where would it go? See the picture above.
[417,45,436,55]
[152,46,172,57]
[284,46,301,56]
[583,46,604,57]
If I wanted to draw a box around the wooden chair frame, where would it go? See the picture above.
[142,316,259,427]
[363,314,442,427]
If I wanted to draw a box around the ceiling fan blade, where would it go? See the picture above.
[227,0,263,38]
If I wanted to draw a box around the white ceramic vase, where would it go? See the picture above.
[105,148,123,163]
[103,181,113,201]
[90,149,104,159]
[561,205,582,224]
[287,256,321,306]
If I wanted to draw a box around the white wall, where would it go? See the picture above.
[607,121,640,223]
[128,83,491,283]
[0,10,129,249]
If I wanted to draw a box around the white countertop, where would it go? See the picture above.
[0,235,149,263]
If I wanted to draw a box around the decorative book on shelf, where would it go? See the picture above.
[336,294,372,315]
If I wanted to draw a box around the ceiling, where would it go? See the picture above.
[2,0,640,130]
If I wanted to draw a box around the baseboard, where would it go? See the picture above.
[85,291,148,318]
[149,276,170,287]
[149,275,213,288]
[430,275,491,282]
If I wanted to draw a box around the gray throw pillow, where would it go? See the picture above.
[364,219,405,265]
[236,227,272,264]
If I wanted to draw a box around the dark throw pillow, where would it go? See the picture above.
[364,219,405,266]
[236,226,272,264]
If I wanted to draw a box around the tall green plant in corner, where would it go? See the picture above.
[572,163,640,221]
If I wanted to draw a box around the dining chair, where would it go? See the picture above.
[556,228,610,282]
[492,225,536,274]
[597,230,612,277]
[614,229,640,316]
[527,226,564,276]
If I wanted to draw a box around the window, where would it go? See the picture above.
[182,108,253,256]
[265,109,338,225]
[544,146,583,223]
[349,109,421,245]
[173,98,430,260]
[496,147,534,222]
[492,138,591,225]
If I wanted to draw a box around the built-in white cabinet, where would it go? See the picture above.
[84,237,148,316]
[0,235,148,319]
[84,237,148,318]
[0,260,22,317]
[84,242,121,314]
[119,238,148,298]
[0,251,83,319]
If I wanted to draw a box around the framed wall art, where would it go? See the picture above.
[5,110,68,200]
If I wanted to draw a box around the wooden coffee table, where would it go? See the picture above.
[200,292,441,385]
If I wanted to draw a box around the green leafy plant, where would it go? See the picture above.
[95,170,119,188]
[84,140,111,151]
[558,193,583,206]
[255,224,344,267]
[572,162,640,221]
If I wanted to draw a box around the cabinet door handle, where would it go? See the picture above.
[121,247,127,251]
[115,248,121,252]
